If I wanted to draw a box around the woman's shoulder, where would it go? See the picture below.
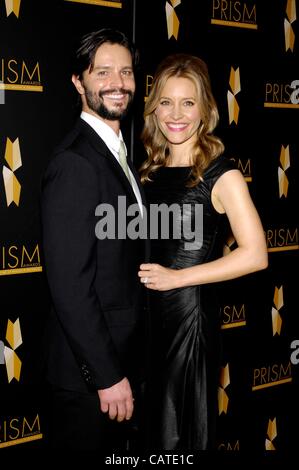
[203,154,237,181]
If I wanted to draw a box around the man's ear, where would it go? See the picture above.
[72,74,84,95]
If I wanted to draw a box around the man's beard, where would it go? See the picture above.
[85,88,134,121]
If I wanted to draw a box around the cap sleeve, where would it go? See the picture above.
[203,155,237,191]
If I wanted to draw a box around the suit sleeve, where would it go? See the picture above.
[41,151,123,389]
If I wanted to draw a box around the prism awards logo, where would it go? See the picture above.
[264,80,299,108]
[265,417,277,451]
[0,57,43,92]
[144,73,153,103]
[265,227,298,252]
[227,67,240,125]
[230,157,252,182]
[4,0,21,17]
[64,0,122,8]
[0,319,22,383]
[218,440,240,451]
[252,361,292,391]
[2,138,21,207]
[211,0,257,29]
[272,286,283,336]
[0,414,42,448]
[0,244,42,276]
[278,145,291,198]
[218,363,230,414]
[284,0,296,52]
[165,1,181,39]
[221,304,246,329]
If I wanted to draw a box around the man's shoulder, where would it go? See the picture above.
[46,120,93,167]
[42,142,96,188]
[54,118,108,161]
[52,119,87,156]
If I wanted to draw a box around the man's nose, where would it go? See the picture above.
[110,71,124,88]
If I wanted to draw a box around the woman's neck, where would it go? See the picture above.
[166,142,193,167]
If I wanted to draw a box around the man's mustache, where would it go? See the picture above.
[99,88,133,98]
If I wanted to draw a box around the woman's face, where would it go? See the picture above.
[154,76,202,146]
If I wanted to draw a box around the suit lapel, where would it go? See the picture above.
[77,118,138,205]
[77,118,150,261]
[127,156,147,208]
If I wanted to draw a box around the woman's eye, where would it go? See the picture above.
[184,101,195,106]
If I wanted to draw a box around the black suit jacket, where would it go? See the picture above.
[41,118,149,392]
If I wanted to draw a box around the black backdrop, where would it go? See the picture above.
[0,0,298,453]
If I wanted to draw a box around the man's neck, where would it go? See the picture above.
[83,109,120,136]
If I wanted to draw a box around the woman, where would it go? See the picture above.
[138,53,268,450]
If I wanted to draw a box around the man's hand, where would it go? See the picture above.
[98,377,134,422]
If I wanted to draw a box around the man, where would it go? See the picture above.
[41,28,148,450]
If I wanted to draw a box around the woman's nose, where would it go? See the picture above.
[171,104,183,119]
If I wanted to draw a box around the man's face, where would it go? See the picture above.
[79,43,135,121]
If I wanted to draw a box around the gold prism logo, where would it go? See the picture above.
[266,226,298,252]
[0,319,22,382]
[2,137,22,207]
[221,304,246,330]
[271,286,283,336]
[265,417,277,450]
[278,145,290,198]
[211,0,257,30]
[165,0,181,40]
[227,67,241,125]
[230,157,252,182]
[5,0,21,17]
[218,363,230,414]
[284,0,296,52]
[64,0,122,8]
[0,414,42,448]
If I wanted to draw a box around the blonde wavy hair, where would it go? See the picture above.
[139,53,224,187]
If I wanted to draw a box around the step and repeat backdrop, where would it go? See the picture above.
[0,0,298,452]
[134,1,299,452]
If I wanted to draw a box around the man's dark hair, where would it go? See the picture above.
[72,28,138,78]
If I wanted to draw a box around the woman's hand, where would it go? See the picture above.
[138,263,180,291]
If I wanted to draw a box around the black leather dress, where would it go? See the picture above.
[144,155,236,450]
